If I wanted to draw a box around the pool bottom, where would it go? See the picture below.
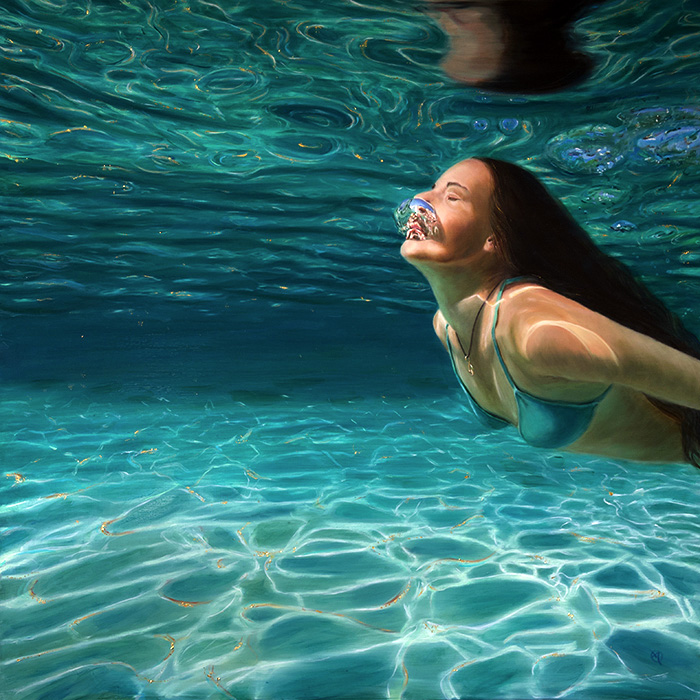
[2,387,699,700]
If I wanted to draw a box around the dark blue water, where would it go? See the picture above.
[2,1,700,698]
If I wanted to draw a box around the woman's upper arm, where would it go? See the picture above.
[517,311,700,410]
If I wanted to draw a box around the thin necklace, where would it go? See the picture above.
[454,281,502,375]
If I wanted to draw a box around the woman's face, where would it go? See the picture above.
[399,158,495,266]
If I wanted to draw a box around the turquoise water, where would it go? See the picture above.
[2,0,700,698]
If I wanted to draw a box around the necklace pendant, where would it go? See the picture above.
[467,359,474,375]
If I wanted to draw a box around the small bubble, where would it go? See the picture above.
[610,220,636,232]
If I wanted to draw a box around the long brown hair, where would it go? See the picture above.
[476,156,700,467]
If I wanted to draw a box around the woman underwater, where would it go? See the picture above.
[395,157,700,465]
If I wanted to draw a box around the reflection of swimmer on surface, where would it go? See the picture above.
[395,158,700,465]
[427,0,600,93]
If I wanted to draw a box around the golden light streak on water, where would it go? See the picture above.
[268,151,304,163]
[632,589,666,598]
[28,579,47,604]
[450,659,477,675]
[99,661,166,686]
[570,532,622,545]
[185,486,205,501]
[535,652,568,665]
[236,428,253,443]
[450,514,484,531]
[419,552,496,571]
[161,595,211,607]
[237,522,250,546]
[45,484,96,500]
[49,126,93,136]
[242,603,398,633]
[70,610,104,628]
[154,634,176,662]
[100,518,135,536]
[16,645,69,663]
[204,665,234,697]
[379,580,411,609]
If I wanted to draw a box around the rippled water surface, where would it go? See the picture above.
[2,0,700,698]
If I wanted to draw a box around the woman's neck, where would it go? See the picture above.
[421,264,510,329]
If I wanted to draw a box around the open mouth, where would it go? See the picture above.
[405,215,429,240]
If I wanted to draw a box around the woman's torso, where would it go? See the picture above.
[436,279,685,462]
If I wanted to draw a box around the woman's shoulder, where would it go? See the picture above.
[499,280,599,328]
[496,280,618,376]
[433,309,449,349]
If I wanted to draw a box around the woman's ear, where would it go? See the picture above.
[484,236,497,252]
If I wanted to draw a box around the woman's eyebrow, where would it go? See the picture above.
[431,181,469,191]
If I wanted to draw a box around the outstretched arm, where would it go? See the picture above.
[516,311,700,411]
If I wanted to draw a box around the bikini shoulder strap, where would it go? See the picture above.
[490,277,530,390]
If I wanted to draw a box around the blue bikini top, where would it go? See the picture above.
[445,277,611,448]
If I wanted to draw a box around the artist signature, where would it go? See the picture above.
[650,650,663,665]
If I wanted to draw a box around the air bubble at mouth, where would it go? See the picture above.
[405,227,426,241]
[394,197,441,240]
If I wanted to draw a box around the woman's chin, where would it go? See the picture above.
[400,238,440,264]
[400,237,424,258]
